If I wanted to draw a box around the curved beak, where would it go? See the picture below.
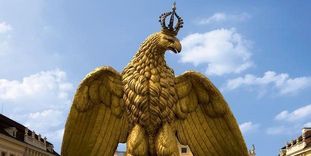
[168,40,182,53]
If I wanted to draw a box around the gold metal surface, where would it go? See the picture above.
[61,3,248,156]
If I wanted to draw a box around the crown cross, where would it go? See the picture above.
[159,2,184,36]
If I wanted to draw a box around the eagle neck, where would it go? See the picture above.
[133,41,167,68]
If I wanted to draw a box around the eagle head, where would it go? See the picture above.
[156,2,183,54]
[157,31,182,53]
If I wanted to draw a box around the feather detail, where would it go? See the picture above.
[61,66,129,156]
[174,71,249,156]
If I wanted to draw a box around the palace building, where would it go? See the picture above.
[0,114,60,156]
[279,127,311,156]
[114,143,193,156]
[114,142,256,156]
[176,143,256,156]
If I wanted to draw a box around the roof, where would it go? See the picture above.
[280,128,311,150]
[0,113,60,156]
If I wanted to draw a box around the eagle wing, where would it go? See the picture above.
[174,71,248,156]
[61,66,129,156]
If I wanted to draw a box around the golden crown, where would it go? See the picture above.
[159,2,184,36]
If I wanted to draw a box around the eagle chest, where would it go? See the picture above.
[122,64,177,128]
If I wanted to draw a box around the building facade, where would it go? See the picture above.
[279,127,311,156]
[177,143,256,156]
[114,143,193,156]
[115,142,255,156]
[178,143,193,156]
[0,114,59,156]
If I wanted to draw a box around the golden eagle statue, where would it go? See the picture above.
[61,3,248,156]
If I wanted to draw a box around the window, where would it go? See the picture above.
[181,147,187,153]
[1,151,7,156]
[9,154,15,156]
[4,127,17,138]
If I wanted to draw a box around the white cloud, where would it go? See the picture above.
[0,21,12,55]
[239,121,259,134]
[266,126,287,135]
[0,69,73,152]
[27,109,64,129]
[267,104,311,135]
[198,12,251,25]
[0,69,72,101]
[275,104,311,122]
[0,21,12,33]
[304,122,311,127]
[266,124,304,136]
[224,71,311,95]
[180,28,253,76]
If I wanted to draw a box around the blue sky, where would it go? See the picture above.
[0,0,311,155]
